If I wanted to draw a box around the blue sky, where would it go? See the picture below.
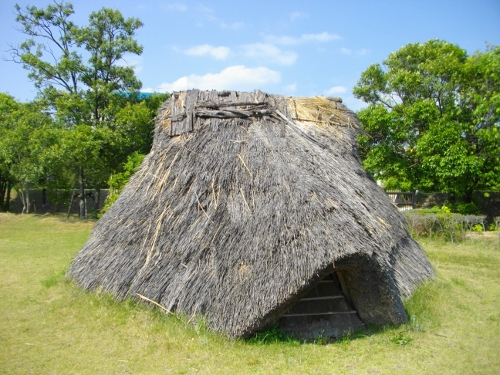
[1,0,499,110]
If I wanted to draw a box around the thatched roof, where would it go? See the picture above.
[68,89,434,338]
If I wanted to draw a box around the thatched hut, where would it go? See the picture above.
[68,89,434,339]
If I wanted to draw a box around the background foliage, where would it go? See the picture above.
[3,4,499,217]
[354,40,500,200]
[2,2,168,215]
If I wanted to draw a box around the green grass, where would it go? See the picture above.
[0,213,499,374]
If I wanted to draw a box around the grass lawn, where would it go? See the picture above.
[0,213,499,374]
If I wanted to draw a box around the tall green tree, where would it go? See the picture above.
[9,1,144,217]
[0,93,54,213]
[354,40,500,200]
[0,94,18,211]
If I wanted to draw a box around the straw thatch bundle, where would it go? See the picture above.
[68,89,434,338]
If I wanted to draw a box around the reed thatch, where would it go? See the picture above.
[68,89,434,338]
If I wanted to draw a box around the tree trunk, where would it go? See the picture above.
[78,166,87,219]
[18,189,25,214]
[464,189,474,204]
[0,176,14,212]
[18,182,30,214]
[94,187,101,211]
[0,179,6,211]
[25,181,31,214]
[5,182,11,212]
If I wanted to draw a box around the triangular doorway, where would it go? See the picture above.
[278,273,364,340]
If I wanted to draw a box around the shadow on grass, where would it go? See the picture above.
[245,322,399,346]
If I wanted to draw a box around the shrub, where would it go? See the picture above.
[100,152,145,216]
[472,224,484,232]
[452,202,480,215]
[440,200,481,215]
[405,209,486,242]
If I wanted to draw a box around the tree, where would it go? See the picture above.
[354,40,500,200]
[0,93,55,213]
[0,94,18,211]
[112,93,170,156]
[101,151,145,215]
[8,1,144,217]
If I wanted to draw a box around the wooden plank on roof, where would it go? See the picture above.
[208,90,219,102]
[170,94,177,136]
[254,89,266,103]
[186,89,199,132]
[170,89,199,136]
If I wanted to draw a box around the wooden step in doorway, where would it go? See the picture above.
[278,272,364,340]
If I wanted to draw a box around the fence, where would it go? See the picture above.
[386,190,418,211]
[7,189,109,215]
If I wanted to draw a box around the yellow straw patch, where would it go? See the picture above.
[286,96,349,128]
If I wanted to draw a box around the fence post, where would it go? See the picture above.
[412,190,419,209]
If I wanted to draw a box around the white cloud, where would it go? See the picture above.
[242,43,297,65]
[325,86,348,96]
[153,65,281,92]
[301,32,341,43]
[265,32,341,46]
[220,22,245,30]
[196,4,215,20]
[290,11,307,21]
[356,48,369,56]
[263,35,297,46]
[341,47,369,56]
[284,83,297,92]
[165,3,187,11]
[185,44,230,60]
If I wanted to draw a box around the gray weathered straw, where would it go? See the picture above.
[68,89,434,338]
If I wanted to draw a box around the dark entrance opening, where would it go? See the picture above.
[278,273,364,340]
